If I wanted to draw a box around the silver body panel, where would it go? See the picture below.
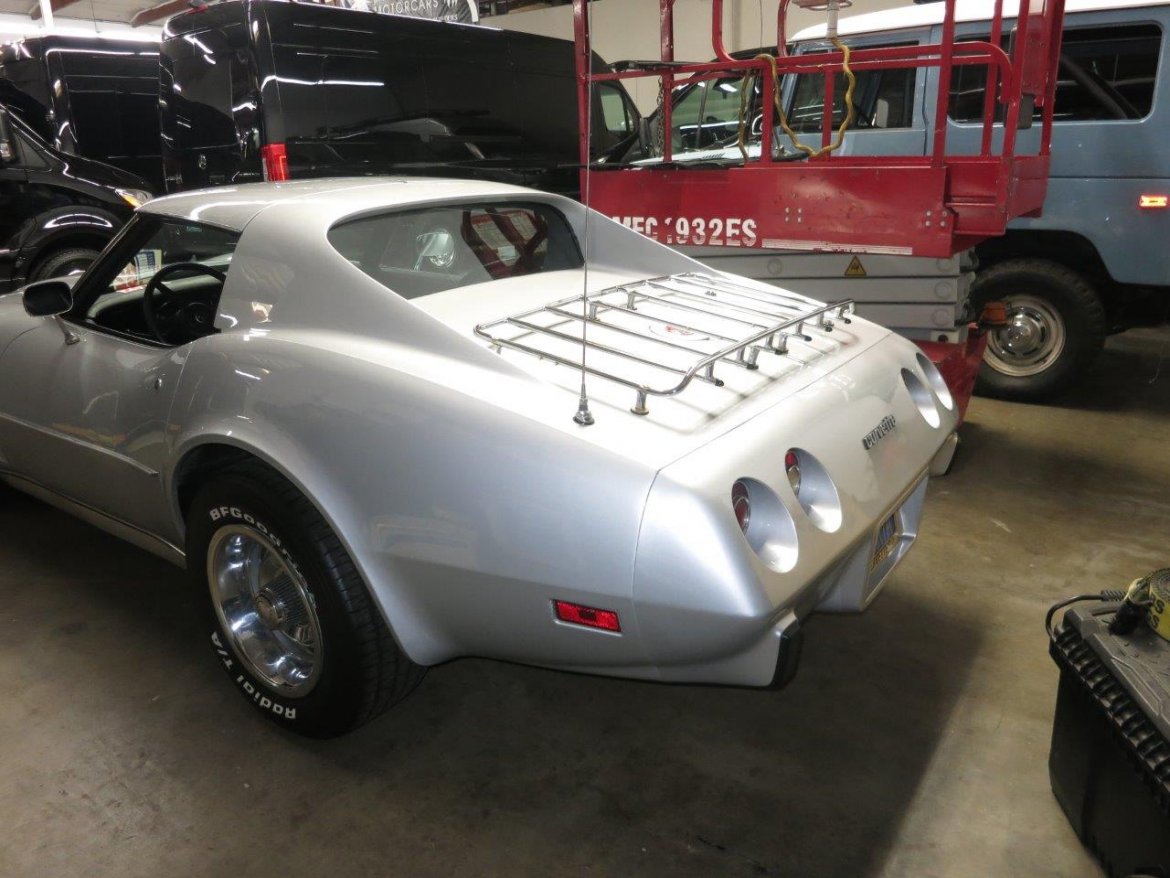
[0,179,957,685]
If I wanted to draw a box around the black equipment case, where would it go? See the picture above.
[1049,605,1170,878]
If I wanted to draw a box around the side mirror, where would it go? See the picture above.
[23,280,73,317]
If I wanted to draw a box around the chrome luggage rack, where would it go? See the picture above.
[474,272,854,415]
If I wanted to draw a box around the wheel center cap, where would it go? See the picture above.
[255,591,285,629]
[1004,315,1041,354]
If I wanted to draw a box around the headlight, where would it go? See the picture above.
[116,188,152,208]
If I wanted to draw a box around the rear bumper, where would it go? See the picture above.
[630,332,955,687]
[645,471,929,688]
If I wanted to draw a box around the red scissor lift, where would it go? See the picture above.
[573,0,1067,421]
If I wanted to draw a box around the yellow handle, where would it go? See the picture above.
[738,38,857,162]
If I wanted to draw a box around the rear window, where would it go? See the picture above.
[328,201,584,299]
[267,16,580,173]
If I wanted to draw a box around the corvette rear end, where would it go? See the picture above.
[414,258,957,688]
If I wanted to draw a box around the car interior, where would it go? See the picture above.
[81,219,238,346]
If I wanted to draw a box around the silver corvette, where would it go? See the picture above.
[0,179,958,737]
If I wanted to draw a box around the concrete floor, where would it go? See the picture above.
[2,328,1167,878]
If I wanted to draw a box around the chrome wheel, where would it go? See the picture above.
[207,525,323,696]
[984,294,1067,377]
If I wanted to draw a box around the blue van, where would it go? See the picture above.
[783,0,1170,400]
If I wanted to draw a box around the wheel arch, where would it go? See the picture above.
[21,228,117,282]
[168,434,443,667]
[975,230,1110,284]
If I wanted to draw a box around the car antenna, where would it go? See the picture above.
[573,0,596,427]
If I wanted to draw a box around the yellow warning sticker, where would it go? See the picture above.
[845,256,867,277]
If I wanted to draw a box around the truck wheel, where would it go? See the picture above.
[29,247,101,282]
[186,463,424,738]
[971,259,1106,402]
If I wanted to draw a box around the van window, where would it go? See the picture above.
[59,51,161,165]
[267,17,581,173]
[598,82,635,143]
[788,65,916,131]
[0,58,54,140]
[12,127,50,171]
[950,24,1163,123]
[328,202,584,298]
[671,75,750,151]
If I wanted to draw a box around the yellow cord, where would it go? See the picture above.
[738,37,857,163]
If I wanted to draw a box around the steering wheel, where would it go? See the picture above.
[142,262,227,345]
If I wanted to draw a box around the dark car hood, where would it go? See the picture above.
[5,109,153,194]
[51,150,154,193]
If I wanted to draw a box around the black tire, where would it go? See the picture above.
[29,247,102,282]
[186,463,424,737]
[971,258,1106,402]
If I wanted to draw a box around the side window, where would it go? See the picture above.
[598,82,634,141]
[950,24,1163,123]
[83,220,239,345]
[12,128,49,171]
[671,75,750,151]
[788,65,916,132]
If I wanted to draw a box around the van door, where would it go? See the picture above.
[160,21,257,191]
[786,32,930,157]
[57,47,165,190]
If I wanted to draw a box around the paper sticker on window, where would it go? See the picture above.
[113,249,163,292]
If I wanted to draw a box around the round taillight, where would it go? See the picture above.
[785,448,843,533]
[901,368,941,428]
[784,450,801,495]
[731,480,751,533]
[915,352,955,411]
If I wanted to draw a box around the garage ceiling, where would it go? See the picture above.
[0,0,149,24]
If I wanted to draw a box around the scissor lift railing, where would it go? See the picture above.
[573,0,1066,259]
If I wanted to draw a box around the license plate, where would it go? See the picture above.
[870,514,900,570]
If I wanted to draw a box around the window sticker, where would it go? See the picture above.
[112,249,164,292]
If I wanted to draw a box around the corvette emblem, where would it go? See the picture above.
[862,415,896,451]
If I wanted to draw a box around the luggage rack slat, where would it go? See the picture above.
[636,284,808,330]
[621,288,770,329]
[545,306,757,372]
[641,276,847,332]
[474,272,854,415]
[668,274,838,320]
[506,318,722,386]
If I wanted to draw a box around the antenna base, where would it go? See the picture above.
[573,399,595,426]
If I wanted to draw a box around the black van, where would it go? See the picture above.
[0,104,153,292]
[159,0,638,195]
[0,34,164,190]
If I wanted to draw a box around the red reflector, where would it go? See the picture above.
[731,479,751,532]
[553,600,621,632]
[1140,194,1168,209]
[261,143,289,182]
[784,450,799,470]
